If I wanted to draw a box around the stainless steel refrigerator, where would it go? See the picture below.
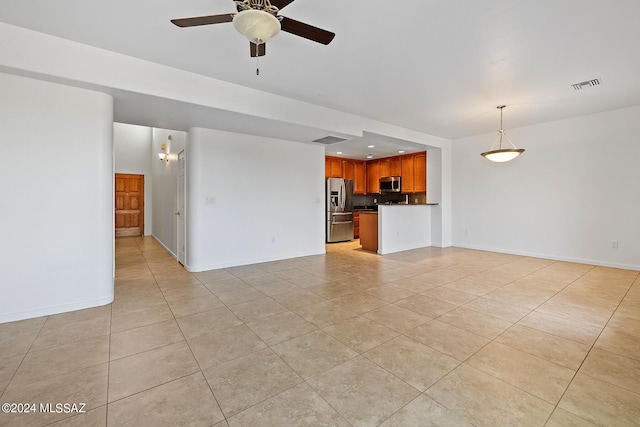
[326,178,354,243]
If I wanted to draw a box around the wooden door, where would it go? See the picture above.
[115,174,144,237]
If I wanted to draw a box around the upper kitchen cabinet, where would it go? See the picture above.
[413,152,426,193]
[401,155,414,193]
[325,152,424,195]
[354,161,367,194]
[367,160,380,194]
[342,159,355,180]
[325,156,343,178]
[390,157,402,177]
[379,158,390,178]
[379,157,400,178]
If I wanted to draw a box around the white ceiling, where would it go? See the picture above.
[2,0,640,158]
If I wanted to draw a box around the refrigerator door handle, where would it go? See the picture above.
[340,180,346,210]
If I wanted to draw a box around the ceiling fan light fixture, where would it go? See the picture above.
[481,105,525,163]
[233,9,281,44]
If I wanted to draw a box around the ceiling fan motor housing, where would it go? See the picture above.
[235,0,279,15]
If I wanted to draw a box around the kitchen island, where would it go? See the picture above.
[359,204,437,254]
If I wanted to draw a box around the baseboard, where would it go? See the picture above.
[453,242,640,271]
[378,241,432,255]
[152,235,178,260]
[185,249,326,272]
[0,295,114,325]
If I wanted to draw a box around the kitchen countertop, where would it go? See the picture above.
[354,203,438,210]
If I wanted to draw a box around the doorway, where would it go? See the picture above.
[115,173,144,237]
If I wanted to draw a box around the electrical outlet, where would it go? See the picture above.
[611,240,619,249]
[271,237,276,244]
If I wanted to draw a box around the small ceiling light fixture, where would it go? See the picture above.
[481,105,525,162]
[366,154,374,159]
[398,150,406,154]
[367,145,375,148]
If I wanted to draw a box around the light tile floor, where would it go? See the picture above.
[1,237,639,426]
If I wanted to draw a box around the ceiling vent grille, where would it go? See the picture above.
[572,78,600,90]
[312,135,350,145]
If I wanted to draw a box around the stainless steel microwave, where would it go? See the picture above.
[379,176,401,193]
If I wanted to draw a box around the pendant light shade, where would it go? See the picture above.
[481,105,525,162]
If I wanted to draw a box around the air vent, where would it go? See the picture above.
[572,78,600,90]
[312,135,350,145]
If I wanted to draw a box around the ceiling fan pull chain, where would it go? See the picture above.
[256,55,260,75]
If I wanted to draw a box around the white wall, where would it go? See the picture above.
[452,105,640,270]
[151,128,186,257]
[378,205,432,254]
[0,72,114,323]
[114,123,152,235]
[186,128,325,271]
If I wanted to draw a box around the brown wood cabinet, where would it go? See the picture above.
[342,160,355,180]
[413,152,426,193]
[324,151,426,195]
[390,157,402,176]
[354,161,367,194]
[401,155,414,193]
[325,156,343,179]
[379,158,391,178]
[359,212,378,252]
[367,160,380,194]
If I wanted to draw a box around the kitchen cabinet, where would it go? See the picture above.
[354,161,367,194]
[413,152,426,193]
[325,156,343,179]
[390,157,402,176]
[353,210,360,238]
[379,159,391,178]
[326,152,425,195]
[367,160,380,194]
[401,155,414,193]
[359,212,378,252]
[342,160,354,180]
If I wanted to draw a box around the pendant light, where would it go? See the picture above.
[481,105,525,162]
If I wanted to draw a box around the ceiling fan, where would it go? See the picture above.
[171,0,335,58]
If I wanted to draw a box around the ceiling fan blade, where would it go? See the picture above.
[250,42,266,57]
[171,13,234,27]
[279,16,335,45]
[270,0,296,10]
